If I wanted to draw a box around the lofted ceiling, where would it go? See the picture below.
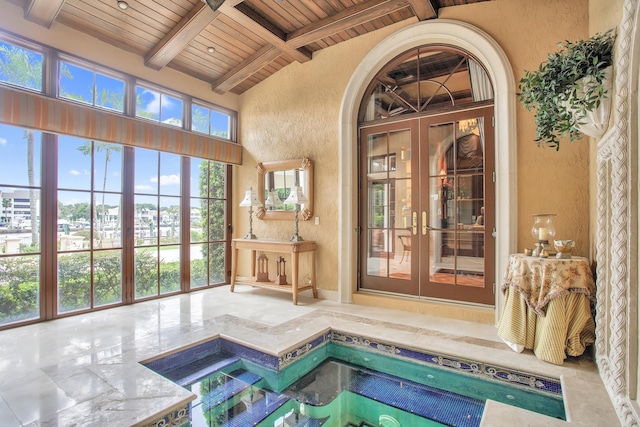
[12,0,492,95]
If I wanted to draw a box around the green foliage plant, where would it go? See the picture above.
[517,30,615,150]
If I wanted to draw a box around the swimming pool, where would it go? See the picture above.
[143,330,564,426]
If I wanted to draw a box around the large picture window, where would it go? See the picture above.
[0,122,230,328]
[0,33,236,329]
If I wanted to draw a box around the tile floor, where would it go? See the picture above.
[0,285,620,426]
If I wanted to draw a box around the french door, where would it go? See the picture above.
[359,106,495,305]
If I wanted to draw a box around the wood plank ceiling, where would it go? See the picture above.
[14,0,492,95]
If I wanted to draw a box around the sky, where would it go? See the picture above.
[0,124,183,205]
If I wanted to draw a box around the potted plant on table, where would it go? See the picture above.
[517,30,616,150]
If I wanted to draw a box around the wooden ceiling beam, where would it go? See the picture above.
[286,0,411,48]
[144,1,220,71]
[23,0,66,28]
[211,44,281,94]
[220,3,312,64]
[210,0,420,93]
[407,0,438,20]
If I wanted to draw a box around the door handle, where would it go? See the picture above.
[422,211,427,235]
[412,211,417,235]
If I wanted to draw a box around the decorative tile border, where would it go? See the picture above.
[278,332,331,369]
[329,331,562,396]
[141,404,190,427]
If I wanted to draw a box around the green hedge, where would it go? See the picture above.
[1,246,226,324]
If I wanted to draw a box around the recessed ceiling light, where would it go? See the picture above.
[117,1,129,10]
[207,47,215,53]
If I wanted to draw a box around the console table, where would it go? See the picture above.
[497,254,596,364]
[230,238,317,305]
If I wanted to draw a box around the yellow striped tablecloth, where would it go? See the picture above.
[497,254,596,365]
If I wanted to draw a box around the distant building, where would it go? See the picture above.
[0,189,40,227]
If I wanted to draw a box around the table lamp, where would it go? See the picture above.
[239,187,262,239]
[265,189,283,210]
[284,186,308,242]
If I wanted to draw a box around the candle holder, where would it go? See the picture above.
[531,214,557,256]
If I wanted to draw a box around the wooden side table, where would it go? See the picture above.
[230,238,317,305]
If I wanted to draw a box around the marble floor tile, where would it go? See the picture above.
[0,285,620,426]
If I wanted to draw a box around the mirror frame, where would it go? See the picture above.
[256,157,313,221]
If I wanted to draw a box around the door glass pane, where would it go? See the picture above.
[428,229,454,284]
[393,178,411,280]
[456,230,484,286]
[428,117,486,288]
[365,129,410,280]
[366,228,389,277]
[455,119,484,172]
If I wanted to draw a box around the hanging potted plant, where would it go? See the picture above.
[517,30,616,150]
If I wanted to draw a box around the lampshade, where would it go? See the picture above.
[284,186,308,205]
[239,188,262,207]
[265,189,283,207]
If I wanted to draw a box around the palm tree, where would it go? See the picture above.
[25,130,37,244]
[2,197,10,224]
[77,141,122,241]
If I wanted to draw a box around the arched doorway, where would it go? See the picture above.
[357,46,495,304]
[338,20,516,316]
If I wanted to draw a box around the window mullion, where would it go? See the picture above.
[121,147,135,304]
[41,133,57,320]
[180,156,190,293]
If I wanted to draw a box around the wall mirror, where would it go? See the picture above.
[256,157,313,220]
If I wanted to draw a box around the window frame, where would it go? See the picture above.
[0,31,237,330]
